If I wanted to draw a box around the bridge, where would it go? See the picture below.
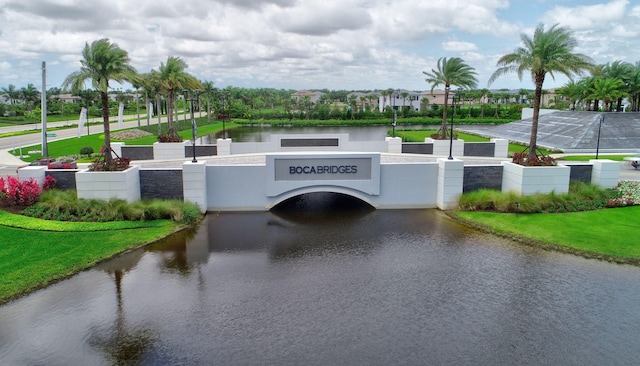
[16,133,622,213]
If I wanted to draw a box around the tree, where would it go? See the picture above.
[602,60,633,111]
[202,80,215,123]
[423,57,478,139]
[589,77,625,112]
[488,24,594,162]
[62,39,137,163]
[150,56,202,139]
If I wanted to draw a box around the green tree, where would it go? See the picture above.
[150,56,202,139]
[423,57,478,139]
[488,24,594,162]
[601,60,633,111]
[62,39,138,162]
[589,77,626,112]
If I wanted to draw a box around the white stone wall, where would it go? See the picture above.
[76,165,141,203]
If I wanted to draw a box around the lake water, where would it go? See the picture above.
[1,201,640,365]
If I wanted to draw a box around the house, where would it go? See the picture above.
[291,90,325,104]
[54,93,83,104]
[378,89,426,112]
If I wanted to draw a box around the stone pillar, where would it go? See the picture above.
[183,161,207,213]
[491,138,509,158]
[590,159,620,188]
[17,166,46,187]
[437,158,464,210]
[386,137,402,154]
[426,138,464,157]
[217,138,232,156]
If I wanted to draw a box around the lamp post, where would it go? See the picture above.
[183,89,199,163]
[220,91,228,139]
[391,90,398,138]
[447,89,454,160]
[596,114,604,159]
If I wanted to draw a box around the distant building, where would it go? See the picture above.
[291,90,325,104]
[55,93,83,104]
[378,89,426,112]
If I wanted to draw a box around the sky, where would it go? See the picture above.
[0,0,639,93]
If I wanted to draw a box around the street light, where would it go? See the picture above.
[183,89,199,163]
[391,89,399,138]
[448,89,460,160]
[596,114,604,159]
[220,91,229,139]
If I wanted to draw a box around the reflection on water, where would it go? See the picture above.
[1,206,640,365]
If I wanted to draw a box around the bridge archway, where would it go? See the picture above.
[267,187,378,211]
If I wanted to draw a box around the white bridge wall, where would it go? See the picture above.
[205,153,441,211]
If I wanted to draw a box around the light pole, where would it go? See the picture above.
[596,114,604,159]
[183,89,199,163]
[392,90,398,138]
[448,89,459,160]
[220,91,228,139]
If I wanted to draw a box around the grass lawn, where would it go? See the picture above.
[0,210,181,305]
[558,155,634,162]
[454,206,640,263]
[10,118,238,162]
[395,129,555,155]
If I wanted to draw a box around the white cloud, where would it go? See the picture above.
[0,0,638,91]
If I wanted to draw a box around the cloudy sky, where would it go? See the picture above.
[1,0,639,93]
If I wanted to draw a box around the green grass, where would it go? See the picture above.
[454,206,640,263]
[0,210,181,304]
[558,155,634,162]
[395,129,556,155]
[10,117,237,162]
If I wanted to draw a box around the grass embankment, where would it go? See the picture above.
[0,189,202,305]
[0,210,181,305]
[452,181,640,264]
[454,207,640,264]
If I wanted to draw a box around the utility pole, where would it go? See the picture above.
[41,61,48,157]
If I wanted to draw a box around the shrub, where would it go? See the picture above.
[458,181,629,213]
[0,176,43,207]
[511,151,556,166]
[19,190,202,225]
[80,146,94,155]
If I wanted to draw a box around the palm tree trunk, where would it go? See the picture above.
[529,77,544,161]
[101,91,113,163]
[167,90,175,136]
[440,87,449,139]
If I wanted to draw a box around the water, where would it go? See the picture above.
[202,124,438,143]
[1,201,640,365]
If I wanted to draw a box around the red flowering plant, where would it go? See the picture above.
[0,175,55,208]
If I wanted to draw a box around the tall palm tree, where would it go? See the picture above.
[423,57,478,139]
[489,23,595,162]
[150,56,202,139]
[63,39,137,163]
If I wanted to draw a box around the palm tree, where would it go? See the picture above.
[423,57,478,139]
[628,62,640,112]
[151,56,202,139]
[201,80,215,122]
[488,24,594,162]
[63,39,137,163]
[602,60,633,111]
[590,77,626,112]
